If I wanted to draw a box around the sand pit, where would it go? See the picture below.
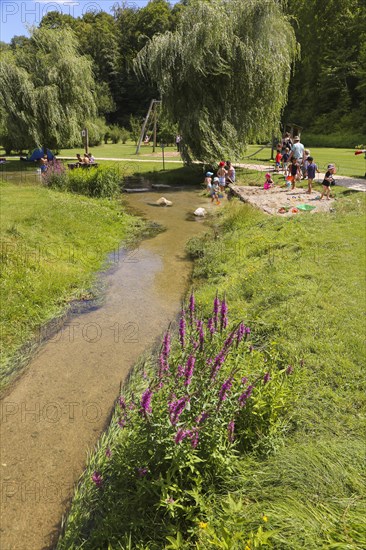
[229,185,335,216]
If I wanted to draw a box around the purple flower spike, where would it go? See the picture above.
[220,299,228,332]
[237,323,246,345]
[118,417,127,429]
[162,332,171,359]
[207,317,215,335]
[191,429,199,449]
[196,411,209,424]
[92,471,103,488]
[118,396,127,410]
[218,377,233,403]
[179,314,186,349]
[105,447,112,458]
[213,295,220,329]
[137,467,148,478]
[141,388,153,415]
[177,364,184,378]
[211,350,226,380]
[174,428,192,444]
[197,320,205,350]
[241,376,248,385]
[238,384,254,407]
[263,372,271,384]
[169,396,188,425]
[184,355,196,387]
[286,365,294,375]
[245,327,251,335]
[228,420,235,443]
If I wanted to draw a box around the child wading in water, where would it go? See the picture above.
[263,173,274,189]
[217,161,227,193]
[320,164,336,200]
[207,177,221,204]
[306,156,319,194]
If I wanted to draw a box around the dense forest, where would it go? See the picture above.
[0,0,365,154]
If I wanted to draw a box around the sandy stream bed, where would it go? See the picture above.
[229,184,335,216]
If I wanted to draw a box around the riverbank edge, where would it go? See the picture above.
[57,192,366,548]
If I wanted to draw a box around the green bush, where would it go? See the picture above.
[109,125,121,144]
[45,165,121,198]
[120,127,130,144]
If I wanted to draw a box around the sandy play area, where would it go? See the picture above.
[229,184,335,216]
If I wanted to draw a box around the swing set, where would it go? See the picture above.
[136,99,162,154]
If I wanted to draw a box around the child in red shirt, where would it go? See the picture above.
[275,151,282,172]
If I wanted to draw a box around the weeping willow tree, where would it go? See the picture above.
[0,27,97,151]
[135,0,298,163]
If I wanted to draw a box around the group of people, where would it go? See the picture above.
[274,133,336,199]
[76,153,95,165]
[205,161,236,204]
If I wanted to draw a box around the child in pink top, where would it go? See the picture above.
[264,173,274,189]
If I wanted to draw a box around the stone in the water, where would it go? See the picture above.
[152,184,171,189]
[156,197,173,206]
[194,207,207,217]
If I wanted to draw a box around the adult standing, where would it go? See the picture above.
[289,136,305,169]
[175,134,182,152]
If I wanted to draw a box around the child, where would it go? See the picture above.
[281,147,290,176]
[320,164,336,200]
[288,157,300,190]
[306,156,319,194]
[217,161,227,193]
[225,161,236,184]
[264,173,274,189]
[204,171,213,187]
[302,149,311,179]
[275,150,282,172]
[208,177,221,204]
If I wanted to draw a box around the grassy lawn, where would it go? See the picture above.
[2,143,364,178]
[57,190,366,549]
[0,178,145,390]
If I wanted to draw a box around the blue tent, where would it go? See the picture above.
[23,148,55,161]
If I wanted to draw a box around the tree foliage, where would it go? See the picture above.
[0,27,97,150]
[135,0,298,162]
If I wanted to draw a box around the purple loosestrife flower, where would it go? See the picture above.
[140,388,153,415]
[223,330,236,351]
[179,314,186,349]
[177,364,184,378]
[213,294,220,329]
[136,467,148,478]
[220,299,228,332]
[197,320,205,350]
[162,332,171,360]
[228,420,235,443]
[218,377,233,404]
[174,428,193,444]
[118,395,127,410]
[207,317,215,335]
[245,327,251,335]
[196,411,209,424]
[286,365,294,375]
[210,350,226,380]
[238,384,254,407]
[263,372,271,384]
[169,396,188,425]
[118,417,127,428]
[184,355,196,387]
[92,471,103,488]
[105,448,112,458]
[191,429,199,449]
[237,323,246,346]
[241,376,248,385]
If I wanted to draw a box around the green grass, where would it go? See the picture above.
[3,142,364,178]
[0,179,145,390]
[58,191,366,548]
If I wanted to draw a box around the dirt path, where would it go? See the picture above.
[0,188,211,550]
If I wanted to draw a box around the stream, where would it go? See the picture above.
[0,185,213,550]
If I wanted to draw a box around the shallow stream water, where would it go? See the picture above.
[0,186,213,550]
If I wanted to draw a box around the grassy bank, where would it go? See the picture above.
[0,179,145,390]
[57,189,366,548]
